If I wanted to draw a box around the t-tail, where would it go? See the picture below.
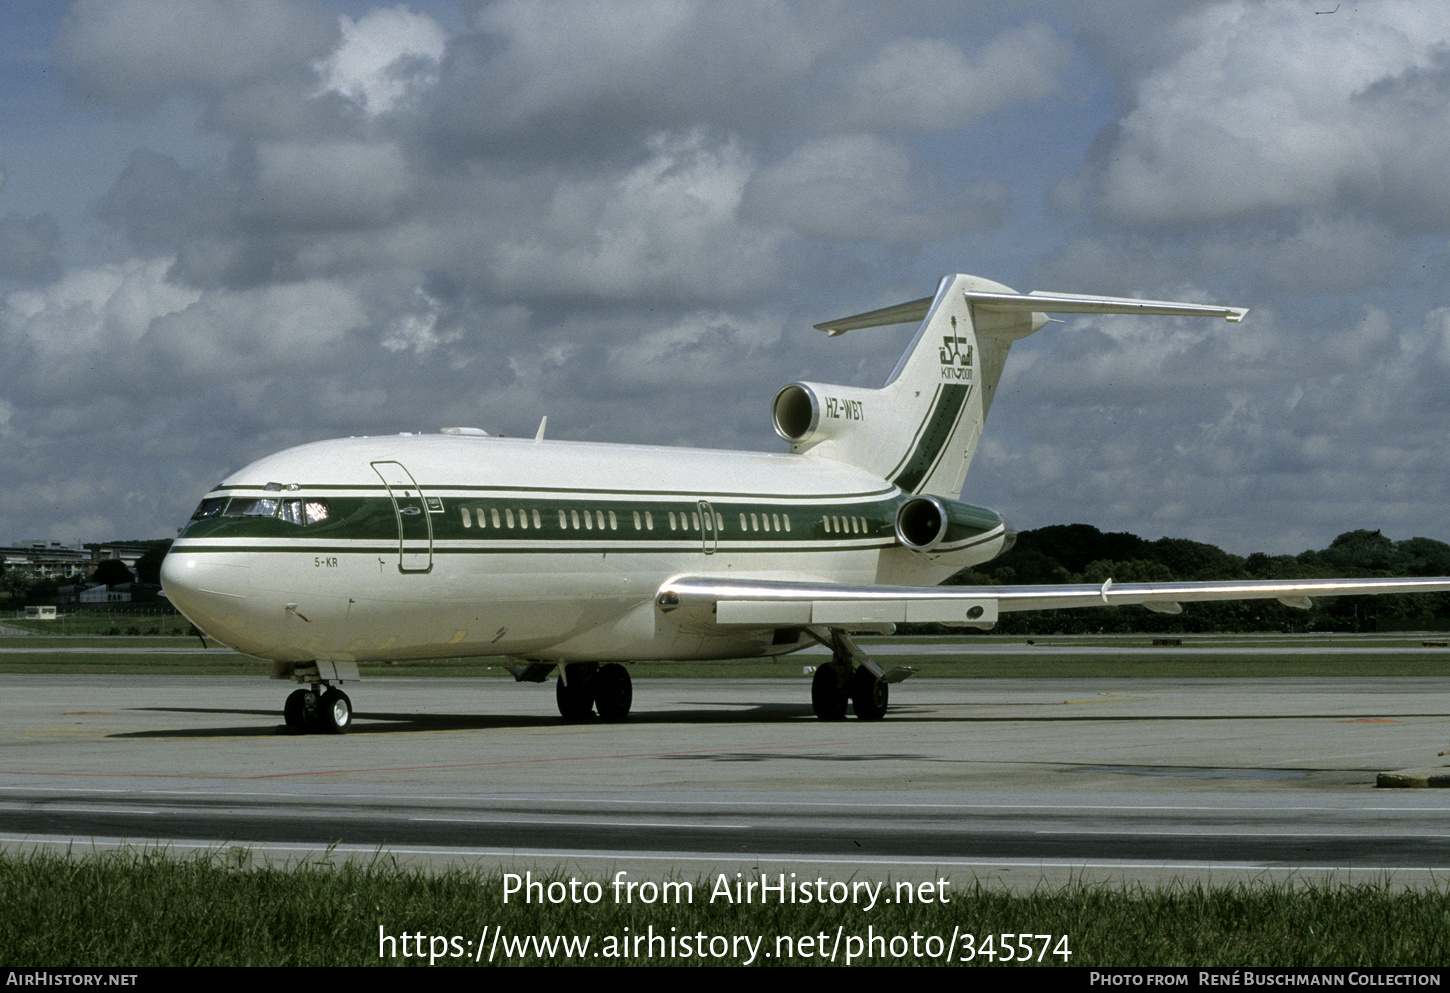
[772,273,1247,499]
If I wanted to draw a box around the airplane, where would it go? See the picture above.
[159,273,1450,733]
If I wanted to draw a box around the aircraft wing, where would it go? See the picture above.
[657,575,1450,629]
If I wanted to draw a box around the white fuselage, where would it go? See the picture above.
[160,433,1012,666]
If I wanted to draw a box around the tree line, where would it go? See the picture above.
[945,525,1450,634]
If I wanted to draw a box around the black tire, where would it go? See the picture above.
[318,687,352,734]
[811,665,848,720]
[593,663,633,721]
[556,663,596,720]
[850,667,889,720]
[283,688,317,732]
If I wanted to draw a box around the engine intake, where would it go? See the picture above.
[772,383,821,443]
[895,496,949,552]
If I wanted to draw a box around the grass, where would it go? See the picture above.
[2,848,1447,966]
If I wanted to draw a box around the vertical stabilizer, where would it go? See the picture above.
[774,274,1043,499]
[774,273,1246,499]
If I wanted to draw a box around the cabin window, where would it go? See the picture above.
[783,515,790,532]
[645,511,654,531]
[738,513,747,530]
[608,511,617,530]
[690,513,699,530]
[491,508,501,528]
[772,513,781,531]
[558,510,567,529]
[584,510,593,530]
[461,507,472,528]
[633,511,642,530]
[715,513,724,531]
[503,508,513,528]
[821,515,831,532]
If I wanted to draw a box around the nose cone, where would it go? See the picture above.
[160,549,251,644]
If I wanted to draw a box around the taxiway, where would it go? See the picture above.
[3,672,1450,890]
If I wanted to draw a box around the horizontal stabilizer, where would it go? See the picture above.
[973,289,1247,323]
[813,285,1246,336]
[814,297,932,335]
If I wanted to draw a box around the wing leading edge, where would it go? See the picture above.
[657,575,1450,630]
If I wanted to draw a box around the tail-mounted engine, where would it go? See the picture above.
[892,495,1016,566]
[894,495,949,551]
[772,381,874,448]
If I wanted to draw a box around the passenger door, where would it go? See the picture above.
[372,460,433,573]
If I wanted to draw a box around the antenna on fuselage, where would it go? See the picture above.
[534,416,547,442]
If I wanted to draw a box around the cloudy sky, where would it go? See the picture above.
[2,0,1449,556]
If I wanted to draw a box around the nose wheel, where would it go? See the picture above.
[283,686,351,733]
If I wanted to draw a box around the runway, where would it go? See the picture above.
[4,672,1450,890]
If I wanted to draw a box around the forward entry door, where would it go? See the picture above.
[372,460,433,573]
[698,499,718,555]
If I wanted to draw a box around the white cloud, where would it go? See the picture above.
[489,130,783,299]
[144,278,369,378]
[606,309,782,388]
[846,23,1070,131]
[56,0,336,104]
[1078,1,1450,229]
[314,5,447,116]
[250,140,414,228]
[745,134,1007,240]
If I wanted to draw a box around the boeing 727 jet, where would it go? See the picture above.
[160,274,1450,732]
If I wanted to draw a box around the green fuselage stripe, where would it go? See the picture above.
[889,384,971,494]
[180,492,1002,550]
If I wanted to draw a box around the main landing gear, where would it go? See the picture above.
[809,629,902,721]
[555,662,633,721]
[283,684,352,734]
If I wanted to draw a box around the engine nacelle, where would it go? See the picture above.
[894,495,950,551]
[893,495,1016,567]
[772,381,874,447]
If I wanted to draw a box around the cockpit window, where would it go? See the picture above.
[204,495,330,525]
[191,497,226,520]
[225,498,279,517]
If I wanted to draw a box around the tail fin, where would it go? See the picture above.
[773,274,1247,499]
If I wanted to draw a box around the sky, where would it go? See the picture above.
[2,0,1449,556]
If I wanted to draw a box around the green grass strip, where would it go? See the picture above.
[3,849,1450,966]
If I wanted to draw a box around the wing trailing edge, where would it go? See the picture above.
[657,575,1450,630]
